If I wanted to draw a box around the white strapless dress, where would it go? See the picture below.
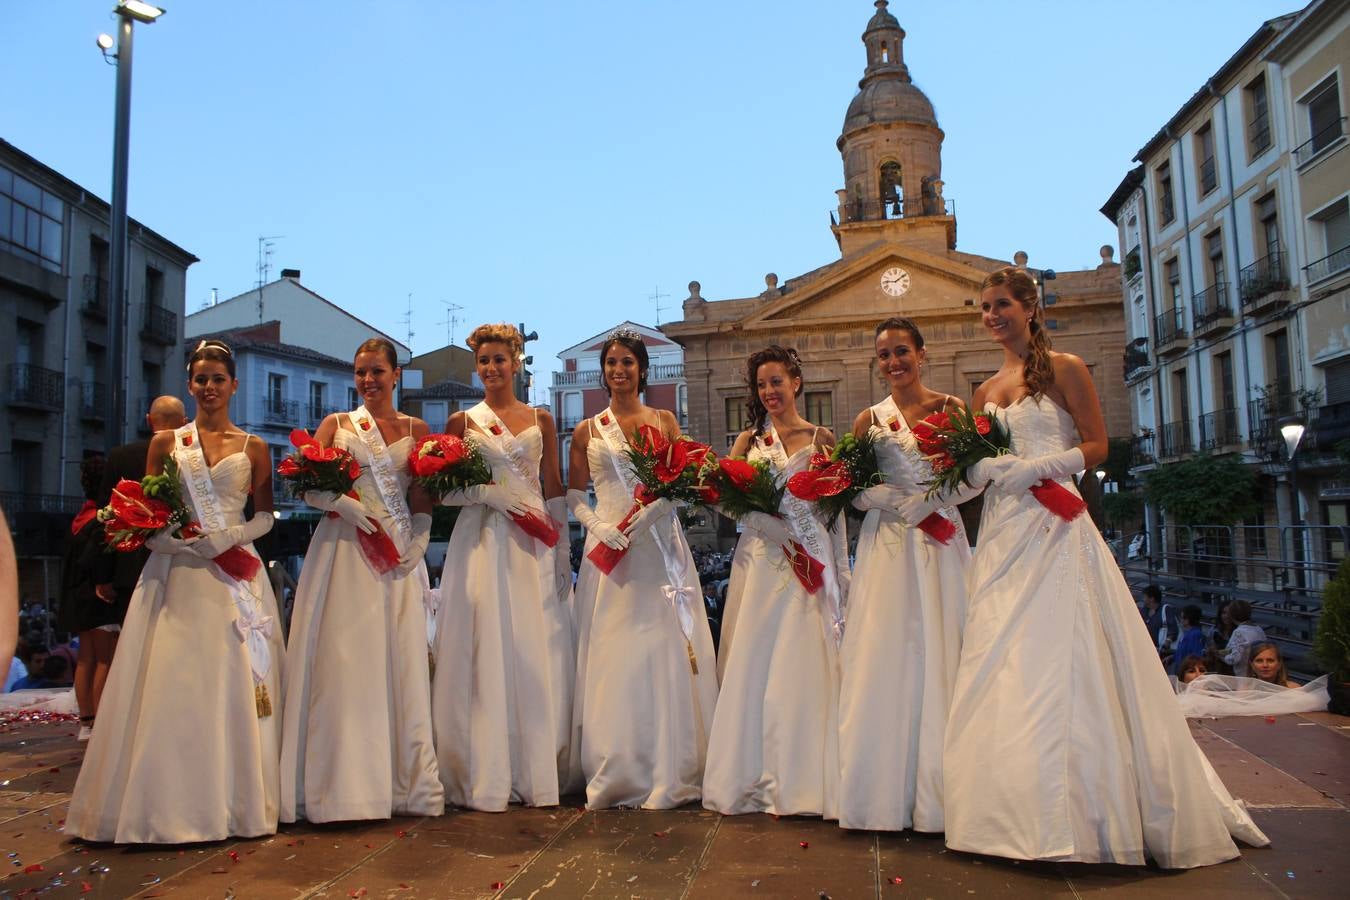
[431,426,577,809]
[66,452,285,843]
[943,397,1269,868]
[279,431,443,822]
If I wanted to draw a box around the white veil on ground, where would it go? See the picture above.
[1175,673,1329,717]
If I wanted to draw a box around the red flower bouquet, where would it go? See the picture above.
[715,457,824,593]
[587,424,717,576]
[785,432,883,529]
[97,456,261,582]
[916,407,1086,521]
[278,428,401,573]
[409,433,559,548]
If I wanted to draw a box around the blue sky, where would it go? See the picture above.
[4,1,1299,401]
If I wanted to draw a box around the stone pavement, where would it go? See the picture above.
[1,712,1346,899]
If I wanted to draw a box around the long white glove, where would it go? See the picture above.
[393,513,432,578]
[145,531,197,556]
[993,447,1086,496]
[622,497,673,538]
[546,497,572,592]
[190,512,275,559]
[440,483,532,517]
[851,483,908,513]
[740,511,795,549]
[966,453,1017,489]
[304,491,377,534]
[567,488,628,551]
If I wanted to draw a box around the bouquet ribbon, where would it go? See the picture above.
[1029,479,1088,521]
[783,540,825,594]
[916,511,957,544]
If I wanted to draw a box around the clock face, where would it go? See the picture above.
[880,266,910,297]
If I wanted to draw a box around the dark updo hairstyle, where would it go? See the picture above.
[745,345,803,435]
[599,330,649,396]
[873,315,926,348]
[980,266,1053,398]
[354,337,399,368]
[79,455,106,501]
[186,339,236,378]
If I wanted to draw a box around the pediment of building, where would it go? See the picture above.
[743,245,994,328]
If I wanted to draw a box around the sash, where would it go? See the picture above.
[759,424,845,646]
[350,406,412,550]
[872,396,960,533]
[595,409,700,668]
[173,424,274,701]
[465,401,556,605]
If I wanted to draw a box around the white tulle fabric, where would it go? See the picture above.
[570,433,718,809]
[837,414,970,832]
[943,397,1268,868]
[1177,674,1329,717]
[279,431,443,822]
[67,453,285,843]
[703,439,845,818]
[431,425,577,809]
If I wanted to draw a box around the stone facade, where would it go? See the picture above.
[662,1,1129,454]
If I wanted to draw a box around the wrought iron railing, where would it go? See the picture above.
[1129,432,1155,468]
[7,363,64,410]
[1248,115,1271,156]
[1158,420,1193,458]
[1238,250,1288,306]
[1191,282,1233,330]
[1293,117,1345,165]
[140,304,178,345]
[81,274,108,319]
[1123,345,1149,380]
[0,492,86,516]
[1198,157,1217,194]
[1122,247,1141,281]
[263,396,299,425]
[1304,244,1349,284]
[1154,307,1186,349]
[1198,407,1241,450]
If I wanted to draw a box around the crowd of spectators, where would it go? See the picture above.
[1134,585,1287,685]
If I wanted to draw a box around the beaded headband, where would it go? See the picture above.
[605,327,643,344]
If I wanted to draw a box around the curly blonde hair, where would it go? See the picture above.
[466,323,524,357]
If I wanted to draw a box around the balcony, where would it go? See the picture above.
[1248,393,1299,462]
[140,304,178,346]
[1304,244,1350,286]
[1122,247,1141,282]
[1198,157,1217,195]
[552,370,602,388]
[81,274,108,320]
[1314,400,1350,450]
[1130,432,1156,468]
[306,403,339,429]
[1158,420,1194,459]
[80,381,107,422]
[262,396,299,426]
[1154,307,1188,356]
[0,491,86,517]
[1191,282,1234,336]
[1238,251,1289,314]
[1248,115,1271,157]
[649,363,684,382]
[1198,407,1241,451]
[7,363,64,411]
[1293,117,1345,167]
[1123,344,1150,382]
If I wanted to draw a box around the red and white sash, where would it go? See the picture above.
[350,406,412,551]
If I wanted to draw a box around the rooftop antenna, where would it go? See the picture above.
[649,284,670,325]
[439,299,465,346]
[255,235,283,323]
[400,292,416,353]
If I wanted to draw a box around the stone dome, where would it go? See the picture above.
[842,78,937,133]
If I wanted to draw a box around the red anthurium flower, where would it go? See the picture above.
[808,452,832,470]
[810,462,852,497]
[974,415,992,435]
[697,481,722,504]
[108,480,173,531]
[681,440,712,469]
[633,484,658,505]
[652,439,690,484]
[300,443,342,463]
[290,428,317,449]
[347,457,362,479]
[635,423,669,456]
[277,457,302,477]
[719,457,758,491]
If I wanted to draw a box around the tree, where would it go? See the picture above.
[1143,455,1259,526]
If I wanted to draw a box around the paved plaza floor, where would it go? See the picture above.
[1,711,1347,898]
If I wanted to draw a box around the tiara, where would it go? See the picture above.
[606,327,643,343]
[193,339,233,355]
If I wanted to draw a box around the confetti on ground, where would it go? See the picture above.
[890,876,904,885]
[800,841,810,849]
[491,882,505,890]
[348,890,367,898]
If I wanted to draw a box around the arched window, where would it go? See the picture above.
[880,161,903,218]
[881,41,890,63]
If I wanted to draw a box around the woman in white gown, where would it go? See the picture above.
[703,346,847,818]
[431,323,576,810]
[67,340,285,843]
[567,328,718,809]
[943,266,1268,868]
[279,338,443,823]
[837,318,977,833]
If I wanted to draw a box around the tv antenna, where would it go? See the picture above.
[439,300,465,346]
[400,292,416,353]
[255,235,284,289]
[648,285,670,325]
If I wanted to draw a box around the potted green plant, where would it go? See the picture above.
[1314,557,1350,715]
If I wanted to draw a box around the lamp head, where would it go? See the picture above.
[1095,469,1107,483]
[96,33,115,50]
[1279,418,1305,460]
[116,1,165,23]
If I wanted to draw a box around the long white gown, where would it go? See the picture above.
[702,436,846,818]
[837,409,971,832]
[279,428,443,822]
[431,424,576,810]
[66,452,285,843]
[570,426,719,809]
[943,397,1269,868]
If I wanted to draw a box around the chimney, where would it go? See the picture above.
[280,268,301,282]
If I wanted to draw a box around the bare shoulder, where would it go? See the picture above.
[946,394,969,413]
[406,416,431,439]
[658,408,681,437]
[571,418,591,446]
[148,430,175,456]
[729,429,754,458]
[851,408,873,436]
[1050,351,1091,382]
[534,407,558,437]
[815,426,838,450]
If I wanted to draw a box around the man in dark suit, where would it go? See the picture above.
[92,396,188,609]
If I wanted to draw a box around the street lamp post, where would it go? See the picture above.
[1280,419,1306,589]
[100,1,164,453]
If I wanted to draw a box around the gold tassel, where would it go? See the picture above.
[255,682,272,718]
[686,640,699,675]
[428,649,436,681]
